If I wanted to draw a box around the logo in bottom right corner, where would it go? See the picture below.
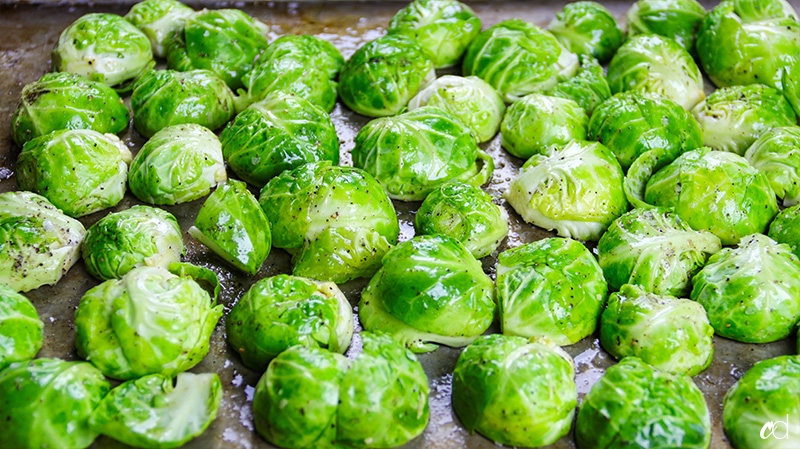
[761,415,790,440]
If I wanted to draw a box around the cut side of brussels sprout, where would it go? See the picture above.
[546,54,611,116]
[500,93,587,158]
[626,0,706,54]
[0,284,43,370]
[125,0,195,58]
[547,1,624,63]
[745,126,800,206]
[769,204,800,259]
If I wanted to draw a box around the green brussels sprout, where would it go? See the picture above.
[52,13,154,91]
[0,284,43,370]
[600,284,714,376]
[723,355,800,449]
[11,72,129,147]
[504,140,628,242]
[645,148,778,245]
[691,234,800,343]
[463,19,579,103]
[388,0,481,69]
[128,124,226,205]
[226,275,353,370]
[452,334,577,447]
[166,8,270,90]
[547,1,625,63]
[408,75,505,143]
[781,59,800,118]
[497,237,607,345]
[546,54,611,115]
[74,265,223,380]
[82,205,183,281]
[588,92,703,172]
[745,127,800,206]
[89,372,222,449]
[253,333,428,449]
[0,358,110,449]
[500,93,588,158]
[359,235,495,353]
[259,161,399,284]
[352,106,493,201]
[769,204,800,259]
[125,0,194,58]
[0,191,85,292]
[626,0,707,53]
[415,181,508,258]
[608,34,705,111]
[257,35,344,82]
[16,129,132,217]
[221,93,339,187]
[598,208,722,296]
[338,34,435,117]
[575,357,711,449]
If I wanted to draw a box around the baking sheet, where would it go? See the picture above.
[0,1,797,448]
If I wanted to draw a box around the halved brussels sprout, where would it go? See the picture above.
[546,54,611,115]
[598,208,722,296]
[626,0,707,53]
[52,13,153,91]
[353,106,493,201]
[463,19,579,103]
[0,284,43,370]
[16,129,132,217]
[128,124,226,205]
[497,238,607,345]
[600,284,714,376]
[0,358,110,449]
[575,357,711,449]
[408,75,505,143]
[505,140,628,242]
[0,191,85,292]
[388,0,481,69]
[221,93,339,187]
[769,204,800,259]
[166,8,269,90]
[82,205,183,281]
[338,34,435,117]
[745,126,800,206]
[547,1,625,63]
[691,234,800,343]
[125,0,194,58]
[259,161,399,284]
[452,335,577,447]
[74,265,223,380]
[89,372,222,449]
[500,93,587,158]
[415,181,508,258]
[645,148,778,245]
[11,72,129,147]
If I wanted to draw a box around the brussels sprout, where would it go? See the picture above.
[782,59,800,118]
[359,235,495,353]
[52,13,154,91]
[575,357,711,449]
[500,94,587,158]
[257,35,344,82]
[408,75,505,143]
[82,205,183,281]
[226,275,353,370]
[0,191,85,292]
[16,129,132,217]
[128,124,226,205]
[598,208,722,297]
[221,93,339,187]
[547,1,625,63]
[608,34,705,111]
[0,285,43,370]
[691,234,800,343]
[11,72,129,147]
[166,8,270,90]
[452,334,577,447]
[415,181,508,258]
[463,19,579,103]
[546,54,611,115]
[0,358,110,449]
[125,0,194,58]
[626,0,706,53]
[744,127,800,206]
[645,148,778,245]
[723,355,800,449]
[388,0,481,69]
[600,284,714,376]
[769,204,800,259]
[353,106,493,201]
[497,238,607,345]
[338,34,435,117]
[89,372,222,449]
[74,265,223,380]
[504,140,628,242]
[259,162,399,284]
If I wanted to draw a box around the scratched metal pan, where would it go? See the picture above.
[0,1,796,448]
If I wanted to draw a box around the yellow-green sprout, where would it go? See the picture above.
[547,1,624,63]
[769,204,800,259]
[125,0,194,58]
[745,126,800,206]
[626,0,707,54]
[0,284,43,370]
[500,93,587,158]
